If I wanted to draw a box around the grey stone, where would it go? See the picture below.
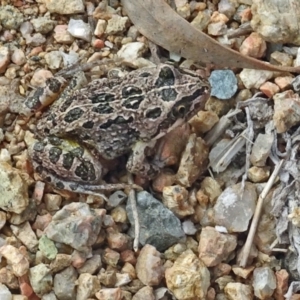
[209,70,238,100]
[126,191,185,251]
[0,5,24,29]
[29,264,53,297]
[108,190,127,208]
[44,202,103,252]
[53,266,77,300]
[292,75,300,93]
[250,133,274,167]
[213,182,256,232]
[252,267,276,299]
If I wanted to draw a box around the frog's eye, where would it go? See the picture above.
[172,104,187,118]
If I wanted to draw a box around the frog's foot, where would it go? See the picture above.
[126,141,161,179]
[71,182,143,194]
[33,163,142,200]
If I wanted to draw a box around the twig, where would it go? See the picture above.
[239,159,284,267]
[204,109,241,146]
[272,248,288,253]
[127,173,140,252]
[241,107,254,190]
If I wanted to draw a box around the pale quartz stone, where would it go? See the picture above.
[44,203,104,253]
[136,244,164,286]
[213,182,256,232]
[198,227,237,267]
[105,15,129,35]
[44,194,62,211]
[29,264,53,297]
[117,42,155,68]
[270,51,293,67]
[247,166,270,183]
[250,133,274,167]
[0,245,29,277]
[273,90,300,133]
[67,19,92,42]
[0,162,29,214]
[165,249,210,300]
[10,222,38,252]
[188,110,219,135]
[121,262,136,280]
[191,10,211,31]
[31,14,55,34]
[44,51,62,69]
[76,273,100,300]
[53,25,74,44]
[251,0,300,45]
[182,220,197,235]
[224,282,253,299]
[102,248,120,267]
[94,19,107,37]
[132,286,155,300]
[232,265,255,279]
[162,185,194,218]
[0,283,12,300]
[252,267,276,299]
[200,177,222,204]
[42,0,84,14]
[96,288,122,300]
[176,134,209,187]
[11,48,26,65]
[239,69,273,89]
[115,273,131,287]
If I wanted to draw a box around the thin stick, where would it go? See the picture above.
[127,173,140,252]
[239,159,284,267]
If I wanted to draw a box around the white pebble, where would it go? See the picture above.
[182,220,197,235]
[67,19,92,42]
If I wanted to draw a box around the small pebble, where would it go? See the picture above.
[53,25,74,44]
[44,51,62,69]
[11,48,26,65]
[252,267,276,299]
[239,32,266,58]
[30,69,53,87]
[0,5,24,29]
[239,69,273,89]
[0,46,10,73]
[259,81,280,98]
[68,19,92,42]
[106,15,129,35]
[30,14,56,34]
[209,70,238,99]
[43,0,85,14]
[94,19,107,37]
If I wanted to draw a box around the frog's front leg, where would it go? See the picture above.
[126,140,161,179]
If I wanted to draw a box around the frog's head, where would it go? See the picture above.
[138,64,211,140]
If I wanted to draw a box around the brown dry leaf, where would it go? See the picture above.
[121,0,300,73]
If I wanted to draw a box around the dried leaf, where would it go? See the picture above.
[121,0,300,73]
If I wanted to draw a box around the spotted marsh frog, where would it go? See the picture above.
[25,64,210,196]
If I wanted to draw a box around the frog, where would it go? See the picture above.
[25,63,211,196]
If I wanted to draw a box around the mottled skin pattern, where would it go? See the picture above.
[28,64,210,195]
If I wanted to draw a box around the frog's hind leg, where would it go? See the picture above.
[28,137,141,198]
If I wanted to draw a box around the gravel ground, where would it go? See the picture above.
[1,0,300,299]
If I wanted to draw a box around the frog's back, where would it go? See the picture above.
[36,64,210,160]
